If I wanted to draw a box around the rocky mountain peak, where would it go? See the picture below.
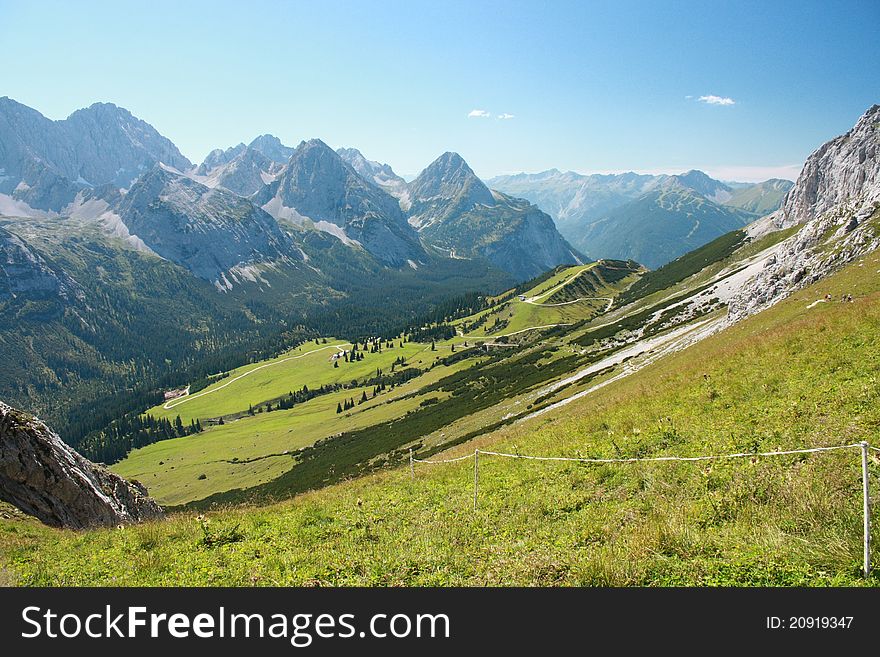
[336,147,408,200]
[0,97,192,212]
[280,139,354,195]
[196,143,247,175]
[778,104,880,229]
[671,170,733,203]
[253,138,424,267]
[408,152,495,225]
[415,152,486,191]
[728,104,880,322]
[248,134,295,163]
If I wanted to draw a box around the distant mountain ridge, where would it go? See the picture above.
[337,147,409,201]
[0,97,191,211]
[405,152,582,279]
[488,168,793,267]
[195,138,581,280]
[1,97,578,285]
[581,183,755,268]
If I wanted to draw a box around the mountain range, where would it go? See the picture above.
[488,168,793,267]
[0,97,578,282]
[2,100,879,589]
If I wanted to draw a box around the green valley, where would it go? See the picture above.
[3,250,878,586]
[106,259,641,505]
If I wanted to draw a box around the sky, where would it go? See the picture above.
[1,0,878,182]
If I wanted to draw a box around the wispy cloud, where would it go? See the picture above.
[468,109,491,118]
[697,94,736,106]
[497,113,515,120]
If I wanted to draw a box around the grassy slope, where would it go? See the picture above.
[149,261,606,425]
[151,340,441,423]
[454,261,640,337]
[3,253,879,586]
[114,359,473,505]
[114,261,638,504]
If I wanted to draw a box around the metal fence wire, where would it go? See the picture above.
[409,442,876,577]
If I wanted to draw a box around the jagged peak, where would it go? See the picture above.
[336,146,364,159]
[430,151,472,174]
[298,137,332,151]
[67,102,138,122]
[250,133,285,146]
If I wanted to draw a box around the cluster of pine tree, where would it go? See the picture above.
[77,413,202,465]
[407,323,456,343]
[247,384,333,415]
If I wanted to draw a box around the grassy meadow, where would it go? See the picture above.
[2,253,879,586]
[116,261,640,505]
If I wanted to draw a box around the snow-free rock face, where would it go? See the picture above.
[0,98,191,211]
[774,105,880,230]
[198,147,278,197]
[255,139,424,266]
[336,147,409,201]
[406,153,581,279]
[0,227,82,306]
[0,401,163,529]
[118,165,296,287]
[728,105,880,322]
[407,152,497,229]
[249,134,296,164]
[195,135,294,178]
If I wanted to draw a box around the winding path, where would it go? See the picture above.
[525,296,614,311]
[519,264,613,311]
[163,344,350,410]
[524,265,596,303]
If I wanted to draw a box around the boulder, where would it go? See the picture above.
[0,401,163,529]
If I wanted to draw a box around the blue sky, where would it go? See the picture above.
[2,0,877,181]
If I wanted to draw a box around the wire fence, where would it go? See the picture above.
[409,441,876,577]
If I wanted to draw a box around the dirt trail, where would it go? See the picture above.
[163,344,350,410]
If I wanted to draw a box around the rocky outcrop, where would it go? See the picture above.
[774,105,880,230]
[0,401,163,529]
[728,105,880,322]
[0,227,82,305]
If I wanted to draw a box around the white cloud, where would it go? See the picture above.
[468,109,491,118]
[497,113,515,120]
[697,95,736,106]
